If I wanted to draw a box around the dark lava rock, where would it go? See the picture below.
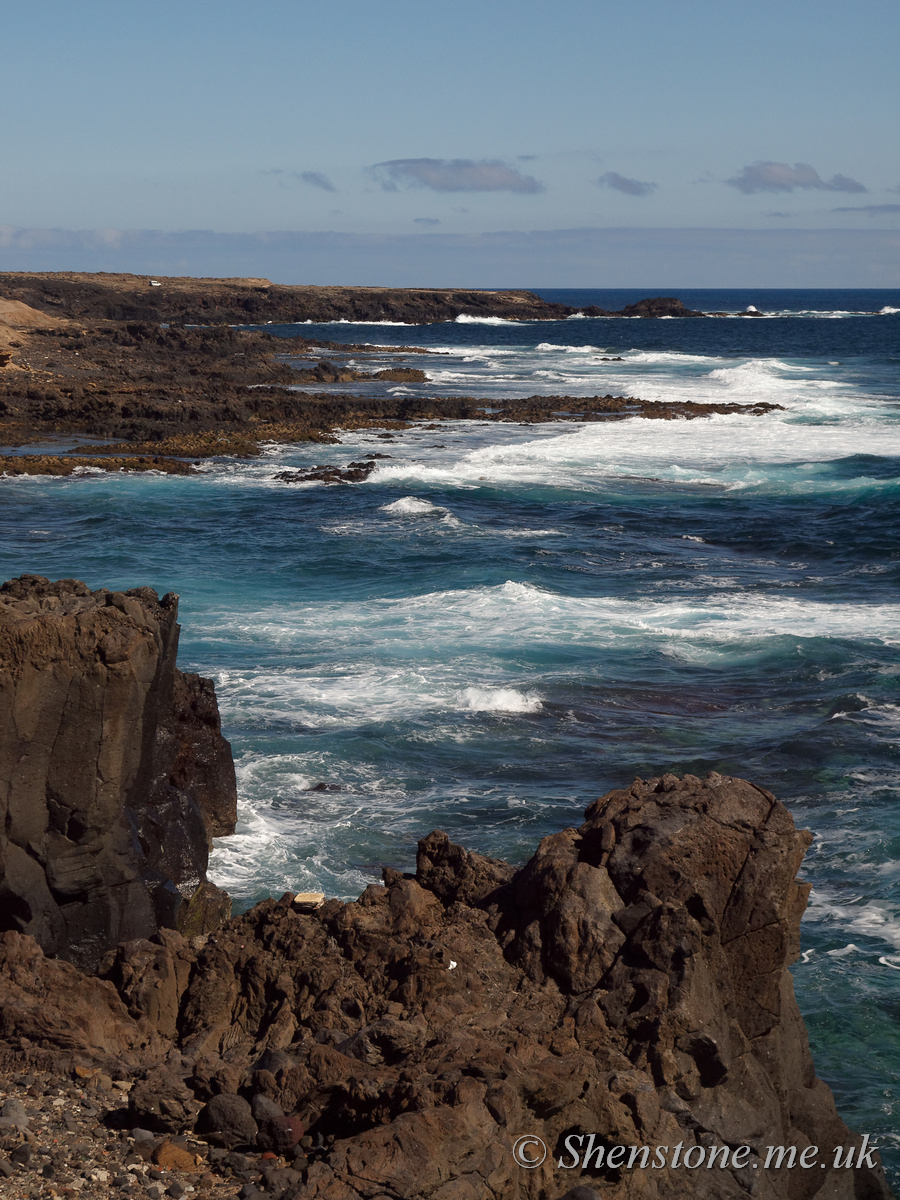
[618,296,705,318]
[273,460,376,484]
[250,1094,301,1153]
[0,576,236,970]
[195,1094,258,1148]
[0,605,891,1200]
[128,1067,199,1133]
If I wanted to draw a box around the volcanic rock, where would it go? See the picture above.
[0,575,235,970]
[195,1093,258,1148]
[273,460,377,484]
[0,614,890,1200]
[88,774,897,1197]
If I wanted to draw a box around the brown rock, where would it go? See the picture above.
[0,576,235,969]
[0,737,890,1196]
[0,929,160,1073]
[152,1139,198,1171]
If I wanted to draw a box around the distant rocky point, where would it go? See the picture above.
[0,272,705,325]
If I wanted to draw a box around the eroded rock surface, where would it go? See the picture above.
[0,768,889,1198]
[0,575,235,969]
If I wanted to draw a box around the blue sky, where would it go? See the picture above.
[2,0,898,285]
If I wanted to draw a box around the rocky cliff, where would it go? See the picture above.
[0,756,890,1195]
[0,575,236,971]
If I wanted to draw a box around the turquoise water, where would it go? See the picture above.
[2,289,898,1179]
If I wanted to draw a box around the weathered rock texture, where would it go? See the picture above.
[0,575,236,970]
[0,769,890,1198]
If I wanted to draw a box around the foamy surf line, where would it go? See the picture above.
[195,585,900,653]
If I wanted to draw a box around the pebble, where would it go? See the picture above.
[0,1069,254,1198]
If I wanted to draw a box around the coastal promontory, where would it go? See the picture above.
[0,274,704,326]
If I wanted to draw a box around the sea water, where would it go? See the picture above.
[1,288,898,1179]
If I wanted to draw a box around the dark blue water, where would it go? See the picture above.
[2,289,898,1179]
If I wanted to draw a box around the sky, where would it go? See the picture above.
[1,0,898,286]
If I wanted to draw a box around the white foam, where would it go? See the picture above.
[831,702,900,743]
[381,496,445,516]
[824,943,862,957]
[454,314,521,325]
[371,417,900,497]
[206,751,412,902]
[328,318,415,326]
[805,891,900,952]
[459,686,543,713]
[199,583,900,672]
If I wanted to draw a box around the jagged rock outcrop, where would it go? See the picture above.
[581,297,705,319]
[0,575,236,970]
[0,770,888,1197]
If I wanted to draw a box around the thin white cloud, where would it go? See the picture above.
[727,162,867,194]
[296,171,336,192]
[832,203,900,215]
[369,158,544,193]
[596,171,657,197]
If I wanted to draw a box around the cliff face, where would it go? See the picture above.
[0,575,235,970]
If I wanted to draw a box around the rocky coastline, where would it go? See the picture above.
[0,276,708,327]
[0,575,892,1199]
[0,275,784,477]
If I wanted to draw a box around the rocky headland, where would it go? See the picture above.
[0,275,785,477]
[0,575,892,1199]
[0,276,707,326]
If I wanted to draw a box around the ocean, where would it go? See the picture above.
[1,287,898,1180]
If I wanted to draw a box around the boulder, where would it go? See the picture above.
[195,1093,258,1148]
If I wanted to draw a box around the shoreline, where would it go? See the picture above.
[0,273,710,325]
[1,275,782,477]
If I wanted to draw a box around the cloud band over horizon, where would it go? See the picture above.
[1,224,897,288]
